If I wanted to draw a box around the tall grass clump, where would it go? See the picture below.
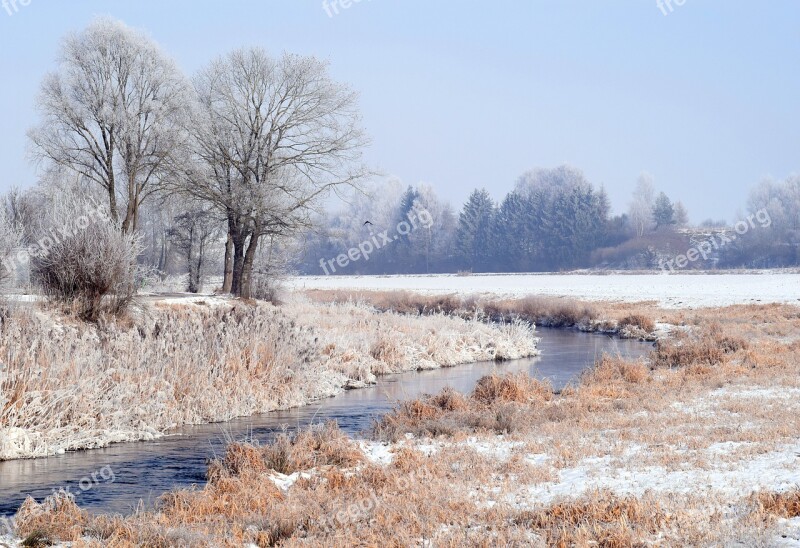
[651,323,749,369]
[483,295,600,328]
[512,490,669,547]
[618,313,656,333]
[752,489,800,520]
[309,290,601,329]
[373,372,553,441]
[207,422,363,480]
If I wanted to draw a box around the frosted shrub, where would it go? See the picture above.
[30,196,142,321]
[251,272,285,303]
[249,237,292,303]
[0,208,21,293]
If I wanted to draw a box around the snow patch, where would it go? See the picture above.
[267,471,311,492]
[774,518,800,547]
[508,441,800,508]
[358,441,395,465]
[464,436,525,460]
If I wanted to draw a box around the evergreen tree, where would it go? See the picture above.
[652,192,675,229]
[456,189,495,271]
[673,201,689,227]
[494,192,530,271]
[397,186,421,222]
[394,185,422,272]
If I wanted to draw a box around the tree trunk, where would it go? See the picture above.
[158,230,168,275]
[194,239,205,293]
[120,167,138,234]
[121,199,137,234]
[239,233,260,299]
[231,231,246,296]
[107,185,118,225]
[186,230,196,293]
[105,148,119,225]
[222,231,233,293]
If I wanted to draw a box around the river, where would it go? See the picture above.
[0,328,651,517]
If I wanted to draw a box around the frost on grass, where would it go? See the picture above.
[8,303,800,545]
[0,299,537,459]
[5,302,800,546]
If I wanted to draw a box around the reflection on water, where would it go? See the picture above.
[0,328,651,516]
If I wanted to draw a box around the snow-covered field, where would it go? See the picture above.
[291,272,800,309]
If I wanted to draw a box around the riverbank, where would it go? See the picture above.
[0,297,538,461]
[290,271,800,309]
[7,298,800,545]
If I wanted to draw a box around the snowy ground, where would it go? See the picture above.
[290,272,800,309]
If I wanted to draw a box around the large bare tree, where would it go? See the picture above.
[29,17,191,233]
[187,48,370,298]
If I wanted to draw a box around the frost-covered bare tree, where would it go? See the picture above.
[186,48,369,298]
[28,17,192,233]
[629,173,656,237]
[3,188,35,241]
[0,204,22,292]
[167,207,222,293]
[407,184,456,273]
[736,176,800,266]
[515,164,590,199]
[137,196,184,276]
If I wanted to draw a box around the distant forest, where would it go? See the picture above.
[298,165,800,275]
[5,164,797,297]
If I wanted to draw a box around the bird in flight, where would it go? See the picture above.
[363,221,373,227]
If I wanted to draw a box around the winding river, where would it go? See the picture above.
[0,328,652,517]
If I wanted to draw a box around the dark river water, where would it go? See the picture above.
[0,328,652,517]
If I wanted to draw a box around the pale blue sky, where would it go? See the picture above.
[1,0,798,221]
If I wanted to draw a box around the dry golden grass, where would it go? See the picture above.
[209,421,364,478]
[373,373,553,441]
[651,323,749,369]
[579,354,650,389]
[0,298,536,459]
[305,289,467,315]
[8,298,800,546]
[481,295,600,328]
[472,372,553,405]
[306,289,667,341]
[15,492,87,545]
[617,313,656,333]
[753,489,800,519]
[307,289,601,328]
[511,490,670,547]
